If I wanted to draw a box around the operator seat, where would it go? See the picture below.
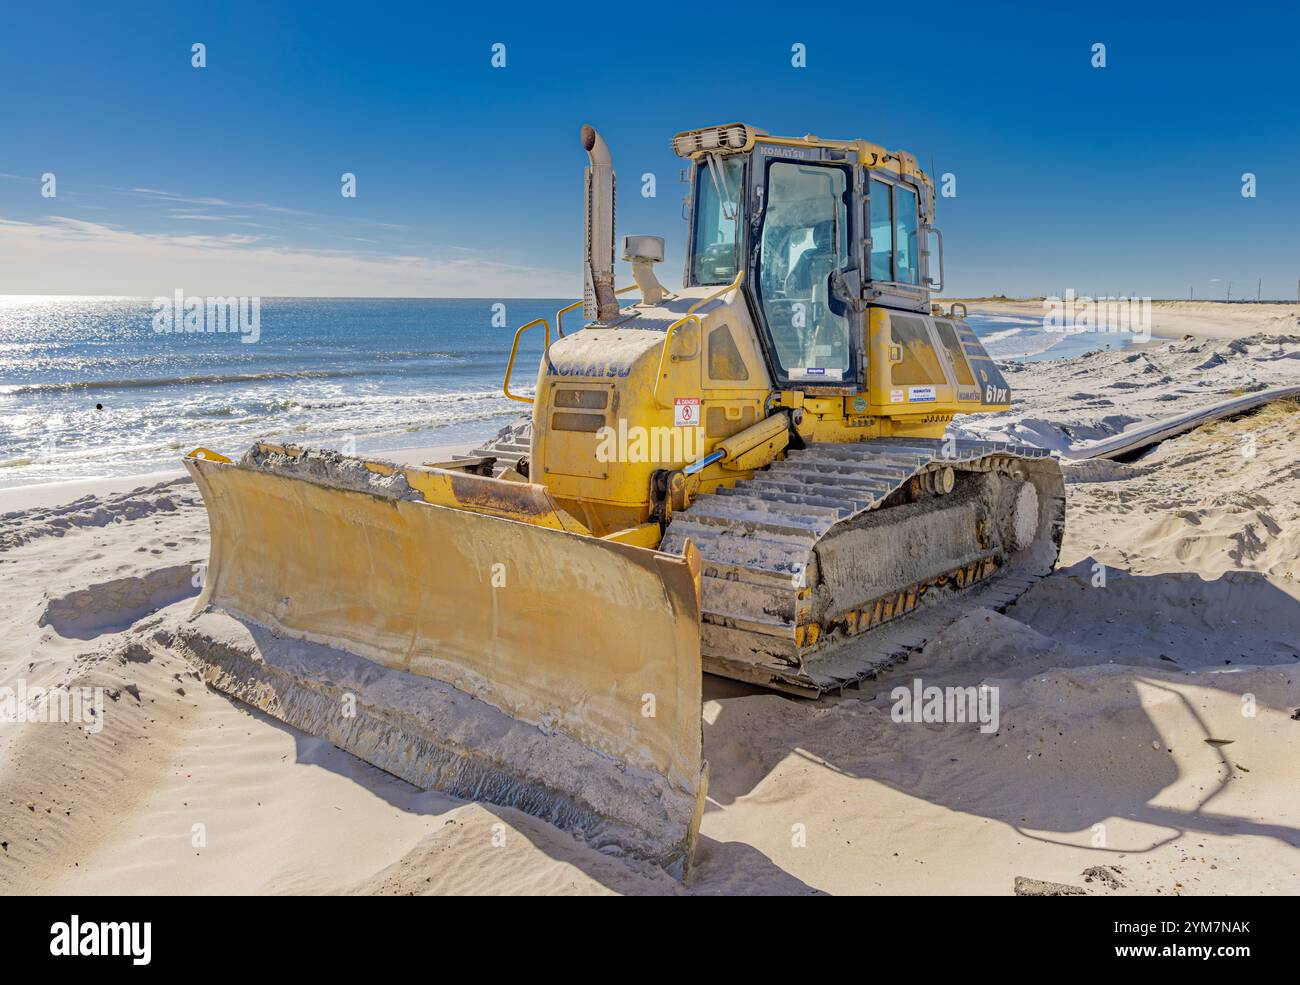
[784,219,836,298]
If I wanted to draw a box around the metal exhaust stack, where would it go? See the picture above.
[581,124,619,322]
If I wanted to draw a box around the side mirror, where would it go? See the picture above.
[830,266,862,305]
[924,227,945,292]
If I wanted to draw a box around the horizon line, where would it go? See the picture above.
[3,293,1300,304]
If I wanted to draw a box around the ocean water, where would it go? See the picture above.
[968,312,1146,361]
[0,297,1139,489]
[0,296,559,489]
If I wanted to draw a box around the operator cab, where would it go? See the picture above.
[680,124,944,393]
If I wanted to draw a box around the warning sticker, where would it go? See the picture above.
[673,397,700,427]
[890,388,905,403]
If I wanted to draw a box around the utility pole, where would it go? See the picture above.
[1257,278,1262,302]
[1227,280,1232,302]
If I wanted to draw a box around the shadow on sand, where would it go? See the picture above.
[206,562,1297,894]
[695,562,1300,887]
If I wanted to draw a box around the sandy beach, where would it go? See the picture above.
[2,316,1298,896]
[958,298,1300,343]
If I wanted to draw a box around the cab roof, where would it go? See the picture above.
[671,123,930,186]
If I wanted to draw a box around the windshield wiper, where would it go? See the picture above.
[705,152,739,221]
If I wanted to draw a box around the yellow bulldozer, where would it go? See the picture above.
[180,123,1064,877]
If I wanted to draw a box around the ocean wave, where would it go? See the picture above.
[0,368,389,396]
[978,328,1024,343]
[969,315,1044,327]
[375,350,465,360]
[1,401,523,470]
[283,388,510,411]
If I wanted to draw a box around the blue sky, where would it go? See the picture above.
[1,0,1297,298]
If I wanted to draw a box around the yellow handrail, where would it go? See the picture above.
[503,318,551,403]
[555,284,640,337]
[653,314,701,408]
[652,272,744,407]
[687,271,745,317]
[554,299,583,338]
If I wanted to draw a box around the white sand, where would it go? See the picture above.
[952,332,1300,454]
[959,299,1300,342]
[2,332,1298,896]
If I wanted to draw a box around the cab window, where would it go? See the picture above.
[755,161,852,380]
[691,157,744,285]
[869,177,921,286]
[869,178,893,281]
[894,185,919,285]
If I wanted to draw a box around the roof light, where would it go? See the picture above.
[671,124,760,158]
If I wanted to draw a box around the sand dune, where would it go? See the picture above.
[954,333,1300,453]
[2,334,1297,895]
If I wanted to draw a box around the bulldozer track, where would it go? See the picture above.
[467,419,532,474]
[470,423,1065,697]
[660,437,1065,696]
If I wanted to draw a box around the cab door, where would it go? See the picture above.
[748,147,863,390]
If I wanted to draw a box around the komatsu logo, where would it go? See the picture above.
[545,359,631,378]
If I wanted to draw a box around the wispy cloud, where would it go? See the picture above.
[124,186,315,216]
[165,211,270,229]
[0,215,571,297]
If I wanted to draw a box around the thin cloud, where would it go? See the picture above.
[0,214,571,297]
[123,185,316,217]
[166,212,266,225]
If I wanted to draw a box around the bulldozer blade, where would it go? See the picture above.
[182,448,708,877]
